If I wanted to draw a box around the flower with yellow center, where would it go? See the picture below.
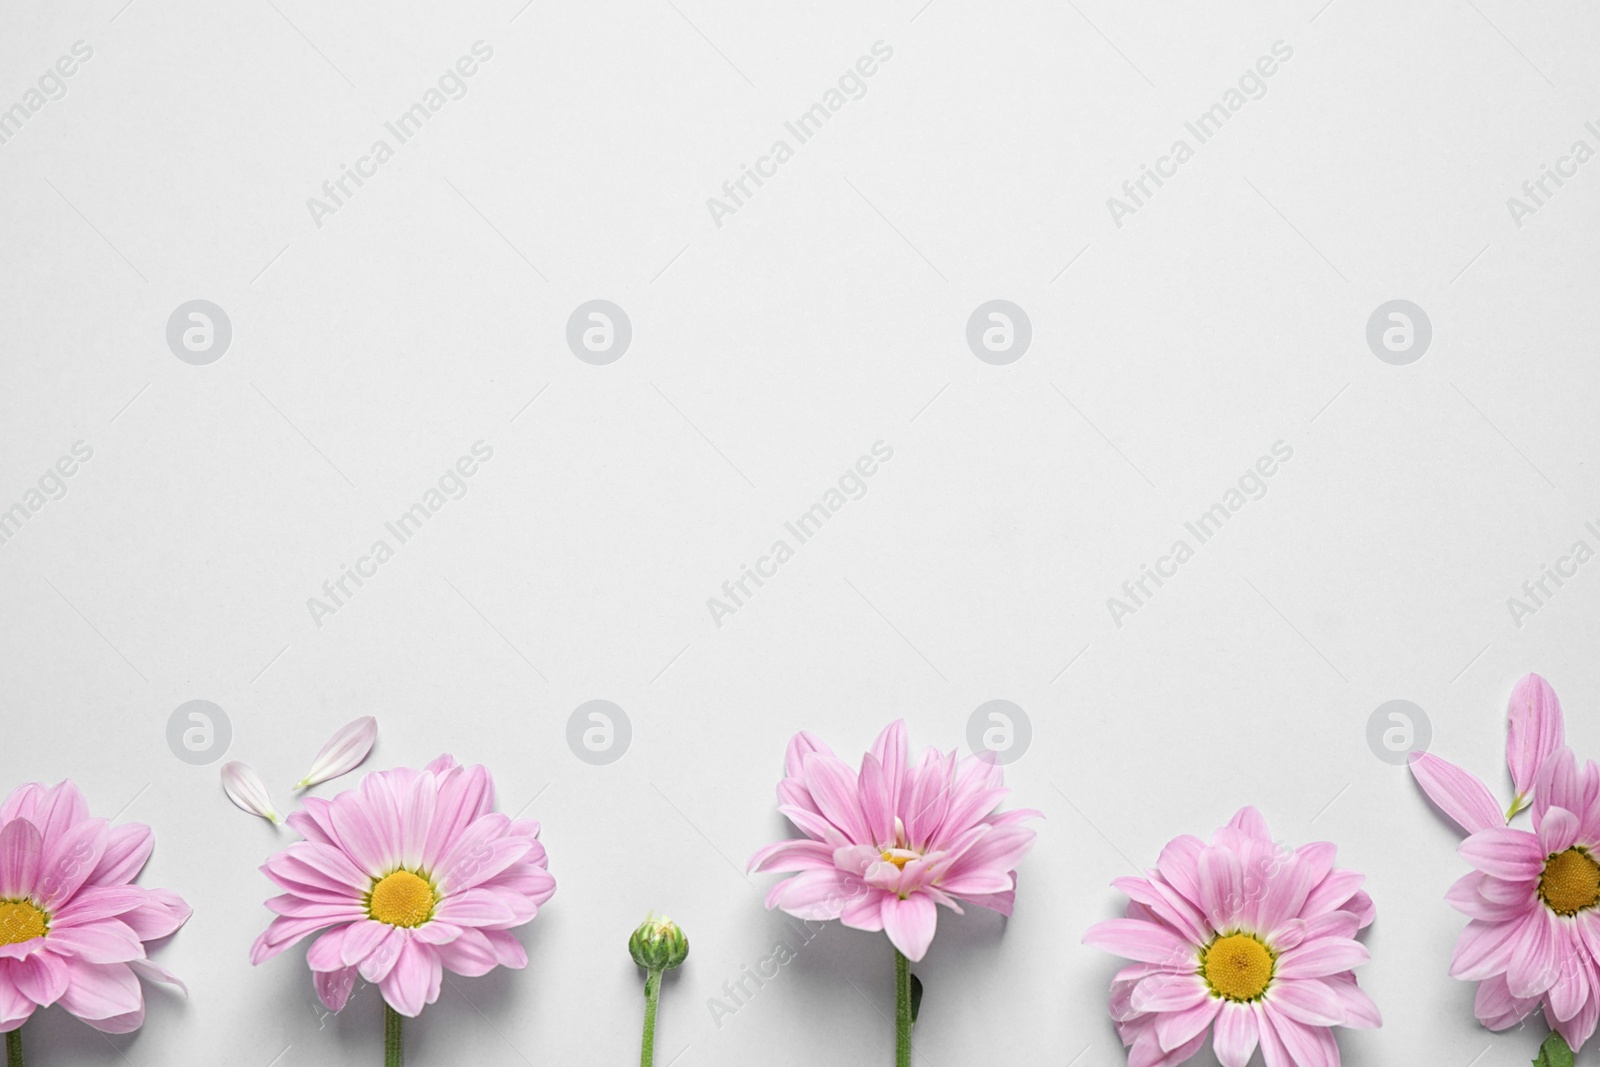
[0,900,48,947]
[1539,847,1600,917]
[1200,932,1275,1002]
[367,871,436,929]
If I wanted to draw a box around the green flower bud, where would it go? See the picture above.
[629,914,689,972]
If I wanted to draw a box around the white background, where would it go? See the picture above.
[2,0,1599,1064]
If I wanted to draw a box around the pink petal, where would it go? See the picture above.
[1473,973,1537,1030]
[1152,995,1221,1052]
[881,893,938,962]
[55,959,141,1021]
[433,888,517,928]
[434,928,498,977]
[46,920,144,964]
[306,926,350,971]
[1540,806,1582,854]
[1449,918,1524,980]
[1227,807,1272,842]
[1268,977,1345,1026]
[85,823,152,887]
[1507,673,1564,799]
[221,762,283,825]
[1130,972,1208,1012]
[1458,827,1543,882]
[339,920,394,967]
[1198,846,1244,932]
[1409,753,1503,835]
[379,939,441,1018]
[12,953,68,1006]
[1212,1002,1259,1067]
[1506,908,1559,998]
[126,957,186,995]
[1274,937,1369,979]
[315,966,358,1013]
[801,753,870,846]
[1084,919,1194,967]
[297,716,378,790]
[0,820,42,901]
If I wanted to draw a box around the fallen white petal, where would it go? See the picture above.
[221,762,283,824]
[296,715,377,790]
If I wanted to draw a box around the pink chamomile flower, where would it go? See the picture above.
[250,754,554,1018]
[0,780,191,1035]
[1084,807,1381,1067]
[748,720,1039,962]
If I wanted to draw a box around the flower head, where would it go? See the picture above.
[1449,748,1600,1051]
[748,720,1039,962]
[1084,807,1380,1067]
[250,754,555,1017]
[629,915,688,972]
[1409,674,1600,1049]
[0,780,191,1034]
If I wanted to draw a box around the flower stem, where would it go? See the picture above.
[894,948,912,1067]
[384,1003,402,1067]
[640,968,662,1067]
[5,1027,21,1067]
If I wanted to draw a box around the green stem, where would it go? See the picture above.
[5,1027,21,1067]
[894,949,911,1067]
[641,968,662,1067]
[384,1003,402,1067]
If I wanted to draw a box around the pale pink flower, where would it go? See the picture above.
[1084,807,1380,1067]
[748,720,1039,962]
[1443,747,1600,1051]
[0,781,191,1035]
[1409,673,1600,1048]
[250,754,555,1017]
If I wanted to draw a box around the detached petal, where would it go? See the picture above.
[1409,753,1503,834]
[1507,673,1564,801]
[221,763,283,825]
[296,717,378,791]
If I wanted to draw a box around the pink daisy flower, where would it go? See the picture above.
[1409,674,1600,1052]
[1084,807,1381,1067]
[250,754,555,1019]
[748,720,1039,962]
[0,781,191,1039]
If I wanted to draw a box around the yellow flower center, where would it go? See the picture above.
[368,871,436,928]
[1201,933,1275,1002]
[1540,847,1600,917]
[880,849,917,870]
[0,901,48,946]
